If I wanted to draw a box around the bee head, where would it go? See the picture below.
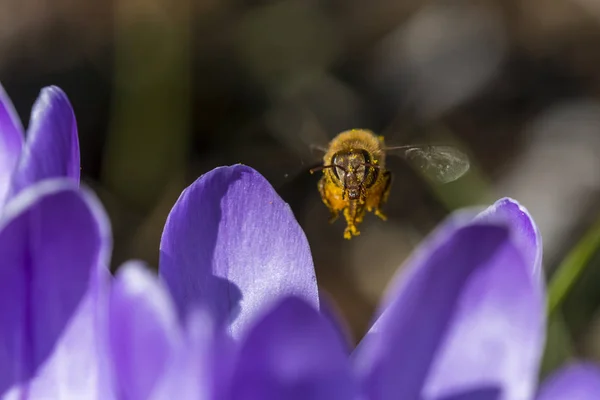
[310,149,380,201]
[347,187,361,200]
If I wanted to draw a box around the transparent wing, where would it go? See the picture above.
[265,101,331,163]
[259,101,331,186]
[385,145,470,183]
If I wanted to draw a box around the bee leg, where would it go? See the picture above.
[375,171,392,221]
[374,209,388,221]
[343,202,366,239]
[318,177,339,223]
[343,205,361,239]
[355,201,367,224]
[343,222,360,239]
[343,227,353,240]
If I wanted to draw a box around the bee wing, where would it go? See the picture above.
[384,145,470,183]
[262,101,333,183]
[266,101,331,155]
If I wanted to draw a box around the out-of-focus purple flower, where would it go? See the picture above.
[1,164,599,400]
[0,83,79,208]
[0,179,111,399]
[536,362,600,399]
[0,180,210,400]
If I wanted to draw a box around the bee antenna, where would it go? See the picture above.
[309,164,346,174]
[309,165,330,174]
[361,162,381,169]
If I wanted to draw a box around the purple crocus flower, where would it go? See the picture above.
[0,180,110,399]
[157,165,600,400]
[0,83,79,208]
[1,164,599,399]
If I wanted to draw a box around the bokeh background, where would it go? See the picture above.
[3,0,600,378]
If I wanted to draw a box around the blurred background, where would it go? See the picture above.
[2,0,600,377]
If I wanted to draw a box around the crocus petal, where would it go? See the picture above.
[421,231,545,400]
[229,296,357,400]
[403,198,546,400]
[352,222,513,400]
[150,309,220,400]
[0,179,111,398]
[536,362,600,400]
[8,86,79,199]
[0,84,24,206]
[17,269,114,400]
[159,165,318,339]
[109,261,208,400]
[475,197,543,278]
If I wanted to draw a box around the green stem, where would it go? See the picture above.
[102,1,191,212]
[548,213,600,314]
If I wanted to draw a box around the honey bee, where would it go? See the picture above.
[309,129,470,239]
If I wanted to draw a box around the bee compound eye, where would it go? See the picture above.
[360,149,371,165]
[334,166,345,181]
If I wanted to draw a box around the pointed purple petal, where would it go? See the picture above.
[354,198,545,399]
[422,234,544,399]
[149,333,212,400]
[352,222,513,400]
[110,263,220,400]
[109,261,190,400]
[536,362,600,400]
[159,165,318,339]
[375,198,542,316]
[0,84,24,206]
[475,197,542,278]
[13,268,114,399]
[183,310,238,400]
[9,86,80,199]
[414,199,545,400]
[0,179,111,398]
[152,309,223,400]
[229,296,357,400]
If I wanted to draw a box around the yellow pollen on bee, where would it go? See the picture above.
[315,128,392,239]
